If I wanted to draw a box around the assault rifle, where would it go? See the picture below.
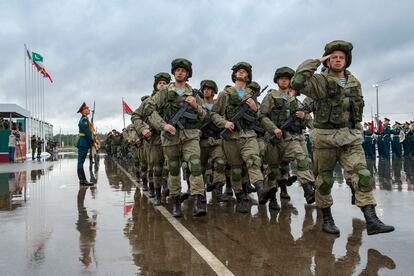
[163,89,199,140]
[220,85,268,140]
[269,103,310,146]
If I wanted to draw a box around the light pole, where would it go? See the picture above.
[372,78,391,123]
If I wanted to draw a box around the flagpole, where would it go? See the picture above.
[122,98,126,129]
[24,44,29,152]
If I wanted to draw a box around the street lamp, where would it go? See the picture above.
[372,78,391,122]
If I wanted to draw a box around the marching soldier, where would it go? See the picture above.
[131,72,172,205]
[259,66,316,210]
[76,102,94,186]
[291,40,394,235]
[144,58,207,217]
[199,80,228,202]
[211,62,276,213]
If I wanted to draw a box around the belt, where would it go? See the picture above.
[79,133,86,137]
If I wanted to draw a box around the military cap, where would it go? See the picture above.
[247,81,261,93]
[231,62,252,83]
[77,102,88,113]
[395,121,401,125]
[323,40,353,68]
[200,80,218,94]
[171,58,192,78]
[273,66,295,83]
[153,72,171,90]
[384,118,390,121]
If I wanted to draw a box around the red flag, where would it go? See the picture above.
[123,204,134,217]
[33,61,53,83]
[378,120,383,133]
[122,100,133,115]
[370,120,375,134]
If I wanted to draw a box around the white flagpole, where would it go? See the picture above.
[122,97,126,129]
[24,44,29,153]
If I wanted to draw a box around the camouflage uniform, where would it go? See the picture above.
[211,62,275,213]
[260,68,316,207]
[199,80,227,201]
[291,40,394,235]
[131,72,172,204]
[144,58,207,217]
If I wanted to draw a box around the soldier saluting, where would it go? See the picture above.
[291,40,394,235]
[77,102,94,186]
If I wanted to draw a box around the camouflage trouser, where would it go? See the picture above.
[313,144,376,208]
[264,137,315,189]
[222,137,263,192]
[137,145,148,182]
[163,137,204,197]
[143,141,152,184]
[149,136,164,188]
[200,138,226,185]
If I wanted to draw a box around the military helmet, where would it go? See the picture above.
[171,58,192,78]
[323,40,353,68]
[200,80,218,94]
[273,66,295,83]
[153,72,171,90]
[247,81,261,93]
[231,62,252,83]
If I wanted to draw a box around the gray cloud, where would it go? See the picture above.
[1,0,413,133]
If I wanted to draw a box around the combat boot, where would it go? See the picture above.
[243,182,256,194]
[279,183,291,200]
[269,195,280,211]
[192,195,207,217]
[148,182,155,198]
[78,168,93,186]
[206,175,215,192]
[215,183,228,202]
[154,187,162,206]
[162,178,169,197]
[321,207,340,235]
[142,178,148,191]
[254,180,276,205]
[361,205,395,235]
[172,196,183,217]
[235,191,249,214]
[225,176,233,196]
[302,182,315,204]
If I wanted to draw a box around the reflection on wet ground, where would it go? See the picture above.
[0,155,413,275]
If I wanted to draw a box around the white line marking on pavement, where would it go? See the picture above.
[115,161,235,276]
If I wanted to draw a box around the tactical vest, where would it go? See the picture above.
[270,93,306,133]
[314,76,364,129]
[224,89,256,130]
[163,89,201,129]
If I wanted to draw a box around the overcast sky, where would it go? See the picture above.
[1,0,413,134]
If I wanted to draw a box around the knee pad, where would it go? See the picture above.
[319,171,334,195]
[153,165,163,177]
[168,158,180,176]
[231,166,242,181]
[189,155,202,176]
[353,164,372,192]
[268,166,281,181]
[248,154,262,170]
[213,158,226,173]
[296,154,310,171]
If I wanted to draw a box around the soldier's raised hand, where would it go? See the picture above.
[319,54,331,63]
[296,111,305,119]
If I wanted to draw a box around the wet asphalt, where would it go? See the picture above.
[0,155,413,276]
